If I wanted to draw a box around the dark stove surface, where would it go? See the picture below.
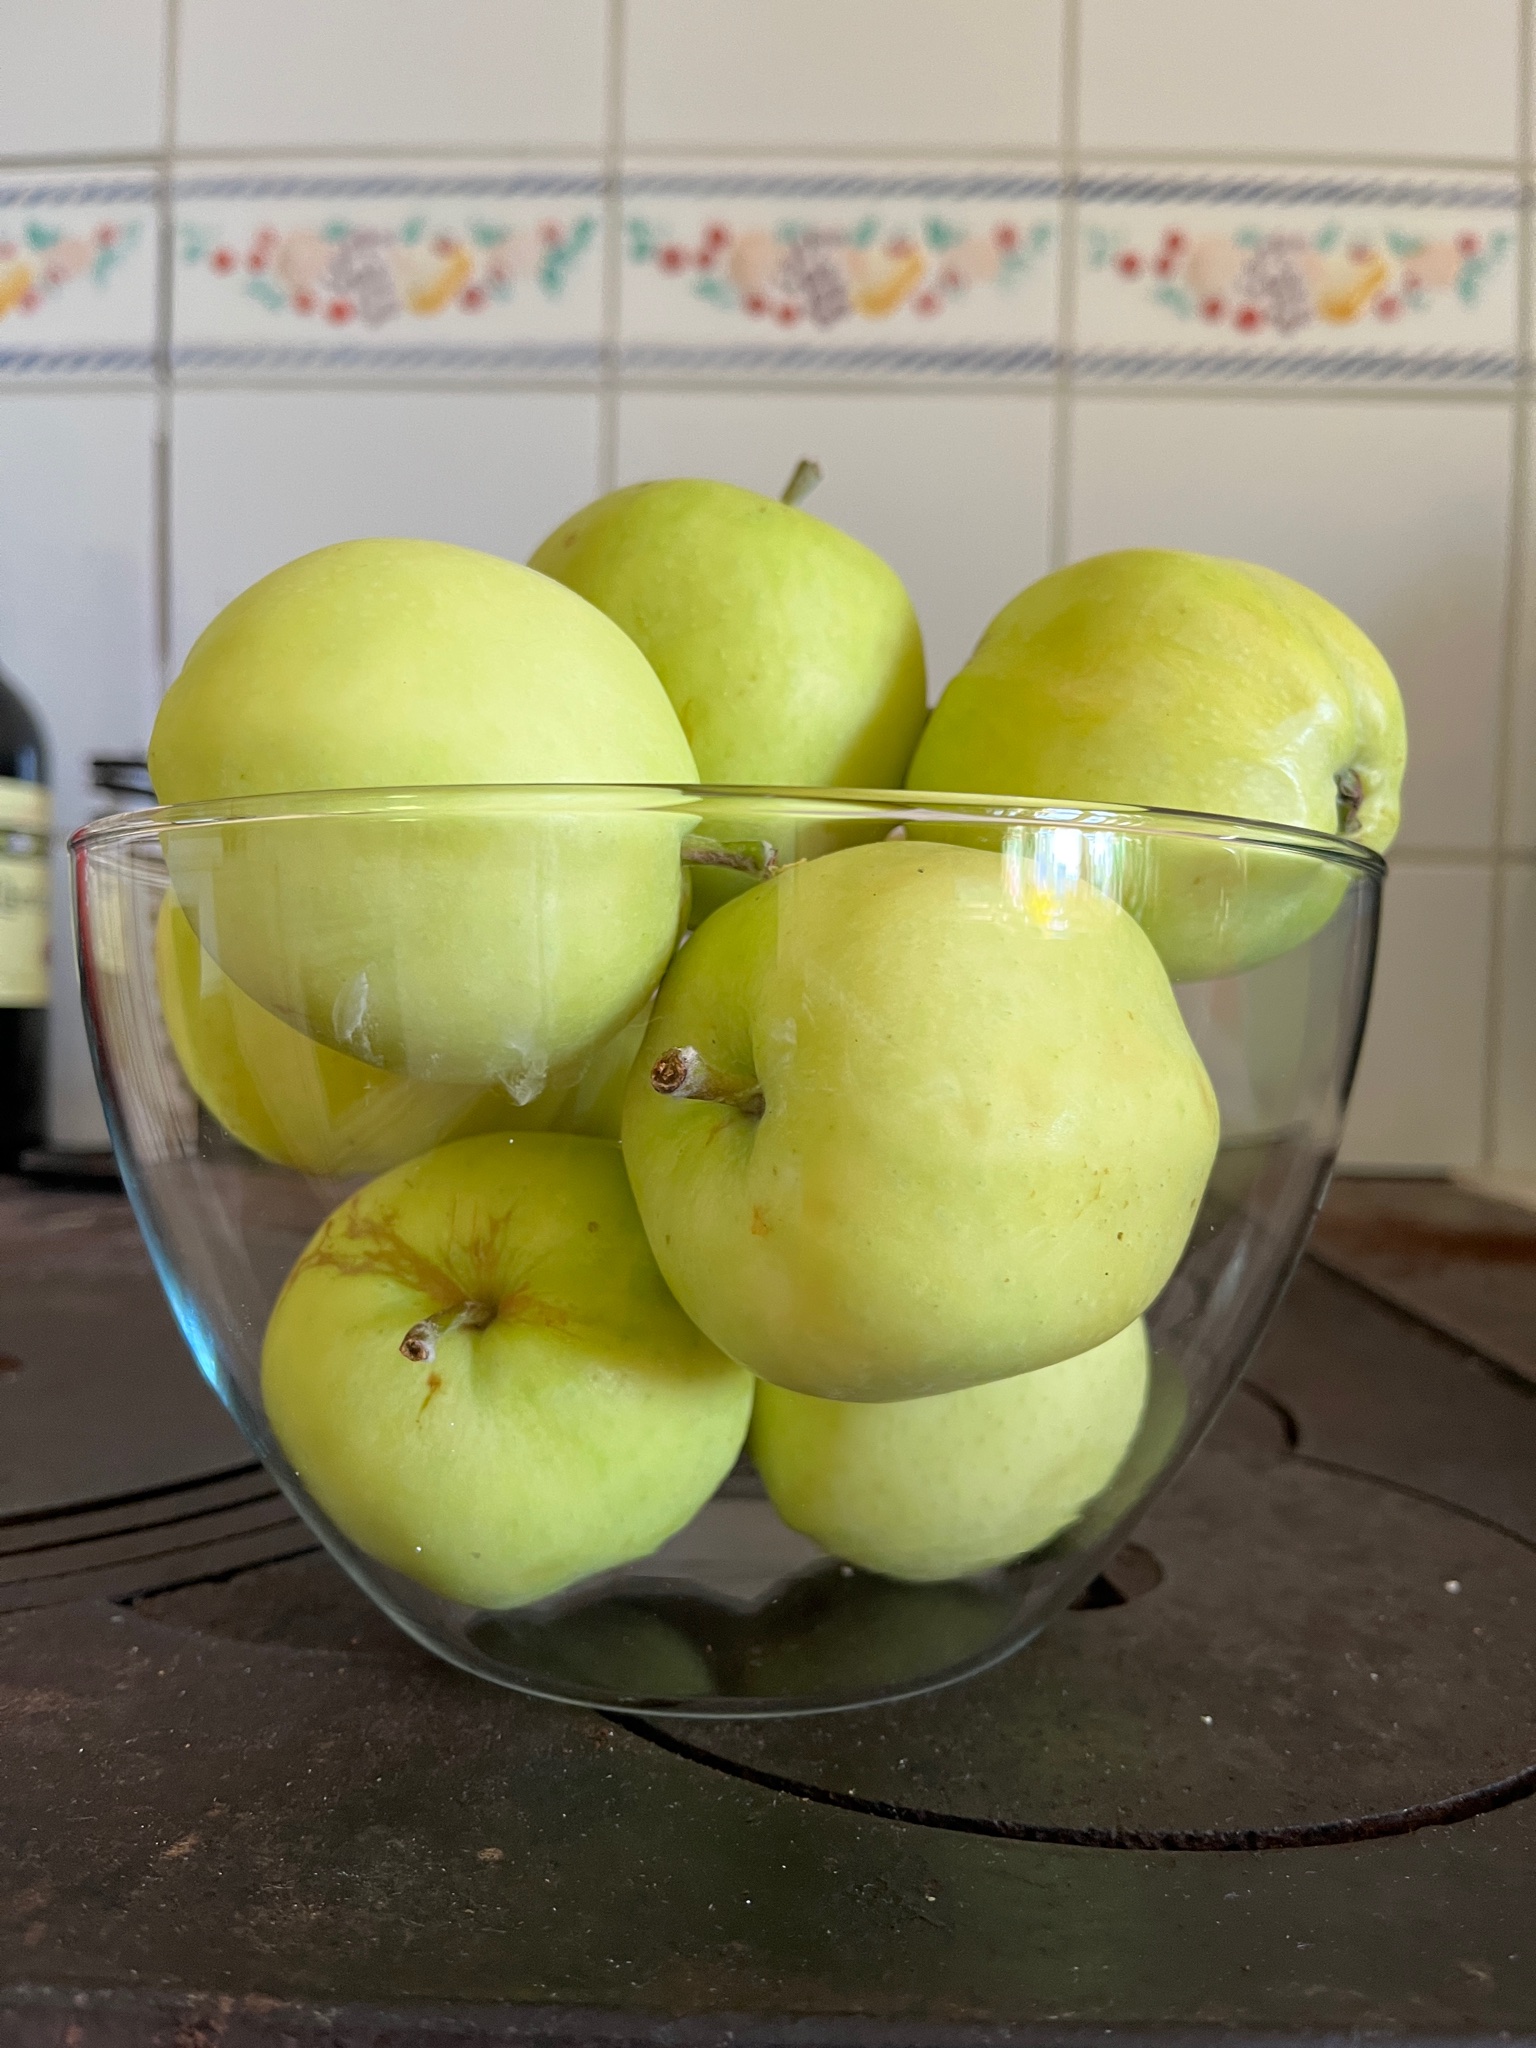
[1,1175,1534,2044]
[0,1183,247,1521]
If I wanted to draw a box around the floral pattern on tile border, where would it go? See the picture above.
[1075,172,1519,383]
[621,170,1060,377]
[0,177,156,376]
[173,170,604,375]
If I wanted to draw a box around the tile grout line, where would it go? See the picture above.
[1046,0,1082,574]
[152,0,180,698]
[1479,0,1535,1169]
[596,0,626,496]
[2,143,1527,176]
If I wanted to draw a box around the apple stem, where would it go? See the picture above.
[399,1298,496,1364]
[780,458,823,508]
[682,833,780,880]
[650,1046,765,1118]
[1336,766,1365,834]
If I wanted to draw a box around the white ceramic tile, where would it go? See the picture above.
[171,388,600,667]
[1339,862,1493,1170]
[0,173,157,376]
[1492,864,1536,1171]
[173,164,604,376]
[0,392,159,1147]
[625,0,1062,153]
[1080,0,1519,163]
[616,390,1053,690]
[177,0,605,152]
[1075,168,1518,386]
[0,0,165,159]
[1068,397,1513,855]
[622,165,1059,377]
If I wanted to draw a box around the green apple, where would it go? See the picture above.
[149,539,698,1091]
[530,479,927,788]
[621,838,1218,1401]
[558,1002,651,1141]
[262,1132,753,1609]
[156,899,647,1175]
[907,549,1405,979]
[157,897,510,1175]
[751,1319,1149,1582]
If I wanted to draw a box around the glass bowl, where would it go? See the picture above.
[73,785,1381,1717]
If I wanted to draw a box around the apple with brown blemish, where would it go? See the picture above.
[261,1132,753,1609]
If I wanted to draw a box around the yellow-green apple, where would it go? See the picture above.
[907,549,1405,978]
[149,539,698,1093]
[621,838,1218,1401]
[261,1132,753,1609]
[751,1319,1149,1581]
[530,478,927,788]
[157,897,507,1175]
[156,899,647,1175]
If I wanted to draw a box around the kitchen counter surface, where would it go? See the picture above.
[1,1174,1533,2045]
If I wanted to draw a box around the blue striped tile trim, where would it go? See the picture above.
[1076,345,1519,383]
[623,170,1063,202]
[0,347,154,373]
[624,341,1517,382]
[2,343,1509,384]
[172,341,602,374]
[1078,170,1520,210]
[622,341,1060,376]
[173,171,603,203]
[0,177,157,208]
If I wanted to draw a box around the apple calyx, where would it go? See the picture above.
[780,458,823,509]
[682,833,780,880]
[399,1298,497,1363]
[650,1046,765,1118]
[1336,766,1365,835]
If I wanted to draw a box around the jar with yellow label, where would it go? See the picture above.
[0,660,48,1170]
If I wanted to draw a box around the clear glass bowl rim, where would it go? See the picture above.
[70,782,1388,876]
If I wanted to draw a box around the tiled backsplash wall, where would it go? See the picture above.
[0,0,1530,1173]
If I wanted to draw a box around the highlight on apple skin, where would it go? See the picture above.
[907,548,1405,980]
[620,836,1220,1403]
[750,1317,1151,1582]
[261,1132,755,1610]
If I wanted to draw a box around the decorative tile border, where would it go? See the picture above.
[0,175,156,377]
[1075,169,1520,385]
[3,160,1526,390]
[620,166,1061,379]
[172,166,605,376]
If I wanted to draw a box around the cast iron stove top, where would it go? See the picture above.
[1,1174,1533,2044]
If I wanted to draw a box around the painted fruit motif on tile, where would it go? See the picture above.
[178,213,596,328]
[621,170,1059,372]
[0,217,144,325]
[173,172,605,370]
[1086,220,1510,337]
[0,178,156,371]
[1076,173,1519,381]
[626,212,1051,331]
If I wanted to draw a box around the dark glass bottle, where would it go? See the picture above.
[0,657,49,1172]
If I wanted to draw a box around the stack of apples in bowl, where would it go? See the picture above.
[74,467,1403,1715]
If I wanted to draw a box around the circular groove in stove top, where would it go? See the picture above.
[619,1388,1536,1849]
